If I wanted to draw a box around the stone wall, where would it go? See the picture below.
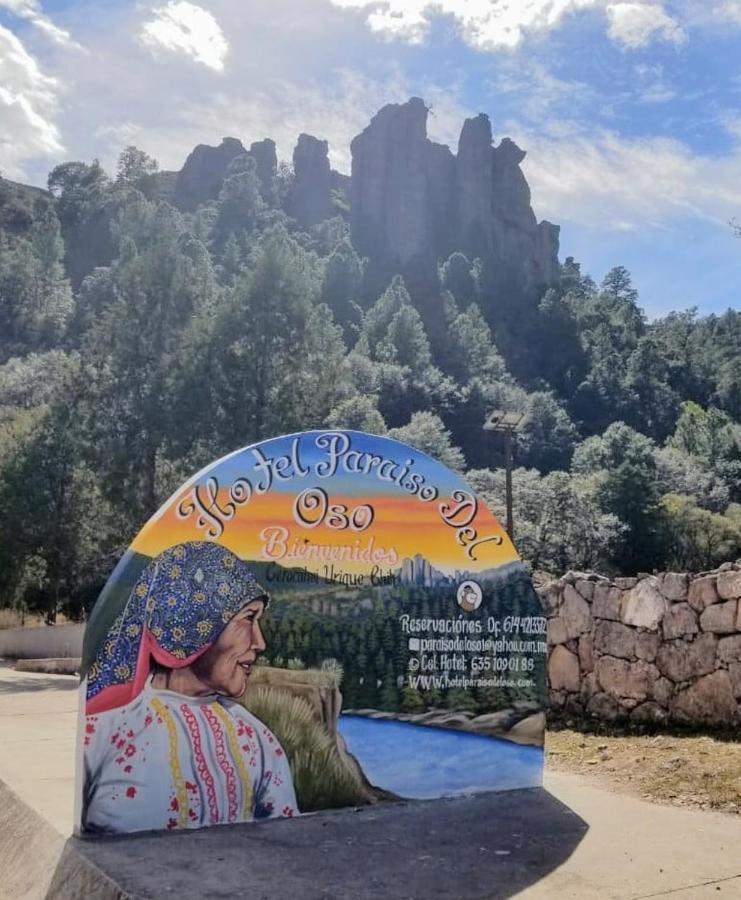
[538,563,741,727]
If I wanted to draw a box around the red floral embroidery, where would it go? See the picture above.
[124,765,133,774]
[167,817,178,830]
[181,705,219,825]
[115,756,125,764]
[110,732,120,745]
[282,806,294,817]
[170,797,180,812]
[275,748,283,757]
[84,736,90,746]
[85,722,95,735]
[186,781,198,793]
[125,744,136,758]
[144,714,153,727]
[126,786,136,799]
[201,706,238,822]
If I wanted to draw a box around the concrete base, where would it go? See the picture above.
[0,781,123,900]
[55,789,586,900]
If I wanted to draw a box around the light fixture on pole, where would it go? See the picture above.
[483,410,526,541]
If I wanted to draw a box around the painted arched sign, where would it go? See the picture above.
[76,430,546,834]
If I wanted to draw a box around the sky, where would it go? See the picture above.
[1,1,740,318]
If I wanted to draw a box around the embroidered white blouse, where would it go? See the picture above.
[82,678,297,833]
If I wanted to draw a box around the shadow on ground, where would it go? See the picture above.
[47,788,587,900]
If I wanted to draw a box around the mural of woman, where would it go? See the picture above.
[80,542,297,834]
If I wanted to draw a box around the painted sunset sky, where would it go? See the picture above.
[131,431,517,575]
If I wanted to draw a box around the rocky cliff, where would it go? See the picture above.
[350,98,560,301]
[158,98,559,305]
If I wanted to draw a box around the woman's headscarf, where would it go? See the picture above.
[86,542,268,714]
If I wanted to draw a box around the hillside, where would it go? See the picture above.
[0,97,739,621]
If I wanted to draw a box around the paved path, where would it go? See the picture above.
[1,662,740,899]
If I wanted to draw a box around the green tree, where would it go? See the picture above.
[388,411,466,471]
[661,494,741,571]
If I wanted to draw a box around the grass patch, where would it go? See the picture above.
[242,684,370,812]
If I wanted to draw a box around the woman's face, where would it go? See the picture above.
[192,599,267,698]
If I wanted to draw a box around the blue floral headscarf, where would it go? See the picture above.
[86,542,267,713]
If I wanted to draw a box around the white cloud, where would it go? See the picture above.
[330,0,685,49]
[0,0,77,47]
[512,126,741,232]
[606,2,685,47]
[0,24,62,178]
[140,1,228,72]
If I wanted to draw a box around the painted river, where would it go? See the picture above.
[338,715,543,799]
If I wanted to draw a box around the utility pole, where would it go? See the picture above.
[483,410,526,542]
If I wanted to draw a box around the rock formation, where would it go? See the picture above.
[286,133,334,227]
[174,136,247,211]
[249,138,277,198]
[349,97,560,303]
[167,97,560,305]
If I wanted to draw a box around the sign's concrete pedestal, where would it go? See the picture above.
[42,790,587,900]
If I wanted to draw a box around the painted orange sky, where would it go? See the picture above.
[131,488,518,575]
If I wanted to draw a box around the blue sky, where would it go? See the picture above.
[1,1,740,318]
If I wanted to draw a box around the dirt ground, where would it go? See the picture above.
[546,727,741,815]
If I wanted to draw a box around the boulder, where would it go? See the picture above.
[578,635,594,673]
[548,645,580,693]
[620,578,667,631]
[586,692,621,721]
[615,577,637,590]
[580,670,599,701]
[595,656,655,702]
[699,600,737,634]
[538,584,562,617]
[547,616,568,646]
[652,677,674,707]
[687,575,719,611]
[671,671,738,724]
[662,603,699,640]
[656,634,718,683]
[635,632,660,663]
[574,579,595,601]
[592,584,622,621]
[631,701,669,724]
[718,635,741,664]
[549,690,566,708]
[594,620,635,660]
[660,573,689,601]
[729,663,741,699]
[561,584,592,639]
[717,571,741,601]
